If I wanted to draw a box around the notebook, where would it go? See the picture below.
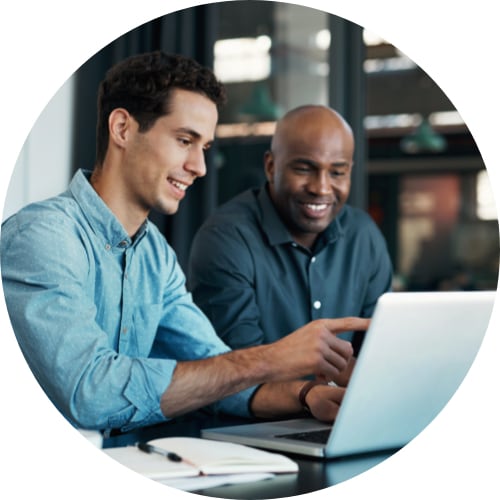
[202,291,496,458]
[103,436,297,490]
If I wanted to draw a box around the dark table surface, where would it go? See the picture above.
[103,411,397,499]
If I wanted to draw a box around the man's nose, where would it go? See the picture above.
[186,147,207,178]
[309,171,331,195]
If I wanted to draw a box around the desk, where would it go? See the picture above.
[103,411,397,499]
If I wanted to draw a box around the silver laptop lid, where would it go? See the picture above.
[326,291,496,457]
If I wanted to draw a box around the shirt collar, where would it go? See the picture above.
[69,169,148,248]
[257,183,345,249]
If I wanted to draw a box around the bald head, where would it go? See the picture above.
[264,105,355,249]
[271,105,354,156]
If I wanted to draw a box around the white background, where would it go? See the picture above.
[1,1,498,499]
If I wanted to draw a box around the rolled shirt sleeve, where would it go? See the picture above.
[2,210,170,430]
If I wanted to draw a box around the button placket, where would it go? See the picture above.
[309,253,323,317]
[119,246,133,347]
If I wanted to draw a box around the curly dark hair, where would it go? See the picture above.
[95,51,227,166]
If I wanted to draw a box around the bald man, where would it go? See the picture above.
[189,105,392,362]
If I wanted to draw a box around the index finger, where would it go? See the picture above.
[321,317,370,334]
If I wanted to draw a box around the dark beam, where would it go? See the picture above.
[328,16,367,210]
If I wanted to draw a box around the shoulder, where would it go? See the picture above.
[1,195,96,280]
[2,194,83,249]
[197,188,261,239]
[337,205,388,249]
[339,204,381,233]
[143,219,176,264]
[211,188,259,222]
[189,190,264,273]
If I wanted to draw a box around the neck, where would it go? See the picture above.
[90,167,148,237]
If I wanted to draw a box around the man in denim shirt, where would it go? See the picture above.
[1,52,367,433]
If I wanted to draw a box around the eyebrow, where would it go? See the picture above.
[175,127,214,148]
[331,160,351,168]
[175,127,202,139]
[292,157,351,168]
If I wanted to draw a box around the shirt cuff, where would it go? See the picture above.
[118,358,177,431]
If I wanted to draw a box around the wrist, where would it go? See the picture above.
[298,380,325,413]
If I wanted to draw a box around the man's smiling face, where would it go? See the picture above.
[265,106,354,249]
[120,88,218,217]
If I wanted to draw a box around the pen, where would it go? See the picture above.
[137,442,182,462]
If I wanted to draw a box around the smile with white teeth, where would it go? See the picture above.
[305,203,328,211]
[168,178,188,191]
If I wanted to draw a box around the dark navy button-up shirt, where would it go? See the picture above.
[188,185,393,350]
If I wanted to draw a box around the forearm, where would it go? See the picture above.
[253,381,347,422]
[249,381,305,419]
[161,346,275,418]
[161,317,367,418]
[162,357,306,420]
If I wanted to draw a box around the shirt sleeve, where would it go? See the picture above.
[1,212,172,432]
[148,246,257,418]
[188,220,266,350]
[2,209,257,431]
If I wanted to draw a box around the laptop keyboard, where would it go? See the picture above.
[275,428,331,444]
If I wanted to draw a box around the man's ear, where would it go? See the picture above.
[263,151,275,183]
[108,108,133,149]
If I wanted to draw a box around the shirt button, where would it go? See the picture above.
[119,240,127,247]
[105,244,111,251]
[311,256,316,263]
[313,300,321,310]
[122,327,128,334]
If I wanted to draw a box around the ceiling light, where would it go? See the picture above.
[400,116,447,154]
[238,82,282,122]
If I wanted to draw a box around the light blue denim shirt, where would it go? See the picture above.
[1,169,255,432]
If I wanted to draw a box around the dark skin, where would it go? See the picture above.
[265,105,354,249]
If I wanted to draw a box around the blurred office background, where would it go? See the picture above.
[4,1,499,292]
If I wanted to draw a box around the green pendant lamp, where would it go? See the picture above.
[400,116,447,154]
[238,82,282,122]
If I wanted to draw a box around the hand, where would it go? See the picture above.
[263,317,369,382]
[305,384,346,422]
[317,356,357,387]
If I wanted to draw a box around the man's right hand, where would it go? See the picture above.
[263,317,369,382]
[162,316,369,419]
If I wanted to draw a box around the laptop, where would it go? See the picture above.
[202,291,496,458]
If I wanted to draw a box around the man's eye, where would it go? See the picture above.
[178,137,192,146]
[293,165,311,173]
